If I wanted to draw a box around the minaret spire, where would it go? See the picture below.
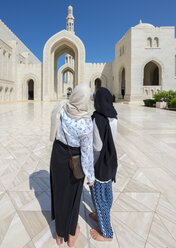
[66,5,75,34]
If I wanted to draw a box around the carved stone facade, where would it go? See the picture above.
[0,20,41,102]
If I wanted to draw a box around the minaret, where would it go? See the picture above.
[65,5,75,65]
[66,5,74,34]
[64,5,75,92]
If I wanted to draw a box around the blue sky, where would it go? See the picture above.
[1,0,176,63]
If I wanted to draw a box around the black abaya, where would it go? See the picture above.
[50,139,84,242]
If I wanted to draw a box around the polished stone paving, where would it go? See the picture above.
[0,102,176,248]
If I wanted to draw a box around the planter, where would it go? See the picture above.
[166,108,176,111]
[156,101,167,109]
[143,99,156,107]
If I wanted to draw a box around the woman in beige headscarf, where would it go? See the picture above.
[50,83,95,247]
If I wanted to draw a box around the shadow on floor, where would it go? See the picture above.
[80,186,98,229]
[29,170,56,239]
[29,170,97,238]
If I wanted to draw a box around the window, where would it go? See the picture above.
[122,46,124,54]
[154,37,159,47]
[147,37,152,48]
[120,46,124,56]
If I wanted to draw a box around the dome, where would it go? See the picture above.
[135,20,155,29]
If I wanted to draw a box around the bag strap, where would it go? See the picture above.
[60,116,72,157]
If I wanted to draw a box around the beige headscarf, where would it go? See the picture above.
[50,83,91,141]
[64,83,91,119]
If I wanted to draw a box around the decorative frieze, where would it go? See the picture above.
[19,54,26,64]
[0,39,12,53]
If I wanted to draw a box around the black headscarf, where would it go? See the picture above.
[92,87,118,182]
[94,87,117,118]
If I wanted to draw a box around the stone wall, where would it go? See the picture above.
[0,20,40,64]
[0,20,42,102]
[17,63,42,101]
[112,29,132,100]
[130,25,176,100]
[84,62,113,95]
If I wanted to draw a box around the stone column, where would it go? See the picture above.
[4,50,8,80]
[0,47,3,79]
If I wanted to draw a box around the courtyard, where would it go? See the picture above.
[0,101,176,248]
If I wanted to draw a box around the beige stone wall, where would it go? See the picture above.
[84,62,113,96]
[0,20,40,64]
[0,20,42,102]
[17,63,42,101]
[112,29,132,101]
[112,24,176,101]
[0,39,15,102]
[131,25,176,100]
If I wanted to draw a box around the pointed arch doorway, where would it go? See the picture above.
[120,68,126,99]
[95,78,102,93]
[28,79,34,100]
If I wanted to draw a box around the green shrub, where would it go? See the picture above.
[169,97,176,108]
[154,90,176,104]
[165,90,176,105]
[153,91,167,102]
[143,99,156,107]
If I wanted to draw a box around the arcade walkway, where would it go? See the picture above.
[0,102,176,248]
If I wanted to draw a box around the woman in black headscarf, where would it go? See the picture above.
[89,87,118,242]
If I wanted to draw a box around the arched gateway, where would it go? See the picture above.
[143,61,161,86]
[143,60,162,98]
[58,63,75,97]
[43,30,85,101]
[22,74,39,101]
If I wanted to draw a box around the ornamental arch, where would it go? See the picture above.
[143,60,162,86]
[43,30,85,101]
[58,63,75,97]
[90,73,107,95]
[22,74,39,101]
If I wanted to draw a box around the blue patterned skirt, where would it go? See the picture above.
[90,180,113,238]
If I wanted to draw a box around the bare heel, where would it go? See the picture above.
[67,224,80,247]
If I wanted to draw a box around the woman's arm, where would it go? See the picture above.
[93,119,102,151]
[80,129,95,183]
[92,119,103,165]
[108,118,118,143]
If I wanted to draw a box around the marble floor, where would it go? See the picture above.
[0,102,176,248]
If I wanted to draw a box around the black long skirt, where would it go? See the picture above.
[50,139,84,242]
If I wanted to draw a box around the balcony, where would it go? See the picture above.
[143,85,161,98]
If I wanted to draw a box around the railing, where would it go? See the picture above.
[143,86,161,98]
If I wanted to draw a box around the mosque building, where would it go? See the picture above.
[0,5,176,102]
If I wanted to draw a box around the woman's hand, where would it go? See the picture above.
[87,180,95,187]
